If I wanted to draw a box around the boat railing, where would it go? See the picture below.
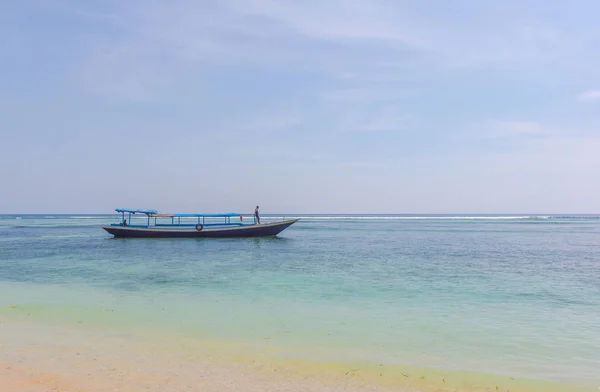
[110,209,291,228]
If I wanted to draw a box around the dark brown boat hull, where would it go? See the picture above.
[103,219,299,238]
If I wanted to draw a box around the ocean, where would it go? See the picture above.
[1,214,599,391]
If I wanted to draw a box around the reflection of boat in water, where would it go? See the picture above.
[102,208,299,238]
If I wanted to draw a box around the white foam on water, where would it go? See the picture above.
[264,215,556,221]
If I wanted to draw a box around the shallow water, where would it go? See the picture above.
[1,214,599,388]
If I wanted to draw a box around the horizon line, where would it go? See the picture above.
[1,212,599,216]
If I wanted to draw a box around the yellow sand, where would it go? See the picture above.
[0,320,596,392]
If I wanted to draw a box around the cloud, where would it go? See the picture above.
[234,113,303,132]
[337,161,379,168]
[348,113,414,133]
[495,121,544,134]
[576,90,600,102]
[31,0,122,23]
[322,87,417,104]
[42,0,597,104]
[227,0,414,44]
[224,0,585,69]
[483,121,546,139]
[80,44,170,101]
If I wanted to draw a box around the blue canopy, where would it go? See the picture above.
[173,213,241,218]
[115,209,240,218]
[116,208,158,215]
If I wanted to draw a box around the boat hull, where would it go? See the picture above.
[102,219,299,238]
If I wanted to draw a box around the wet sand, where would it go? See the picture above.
[0,321,595,392]
[0,321,411,392]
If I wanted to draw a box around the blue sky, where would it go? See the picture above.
[2,0,600,214]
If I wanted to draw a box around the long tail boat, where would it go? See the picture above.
[102,208,299,238]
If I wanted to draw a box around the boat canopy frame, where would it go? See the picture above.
[113,208,252,228]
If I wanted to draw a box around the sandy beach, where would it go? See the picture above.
[0,321,407,392]
[1,320,595,392]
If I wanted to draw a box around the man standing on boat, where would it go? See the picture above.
[254,206,261,224]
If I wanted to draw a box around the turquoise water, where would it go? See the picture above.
[1,214,599,387]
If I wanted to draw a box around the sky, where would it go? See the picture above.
[1,0,600,214]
